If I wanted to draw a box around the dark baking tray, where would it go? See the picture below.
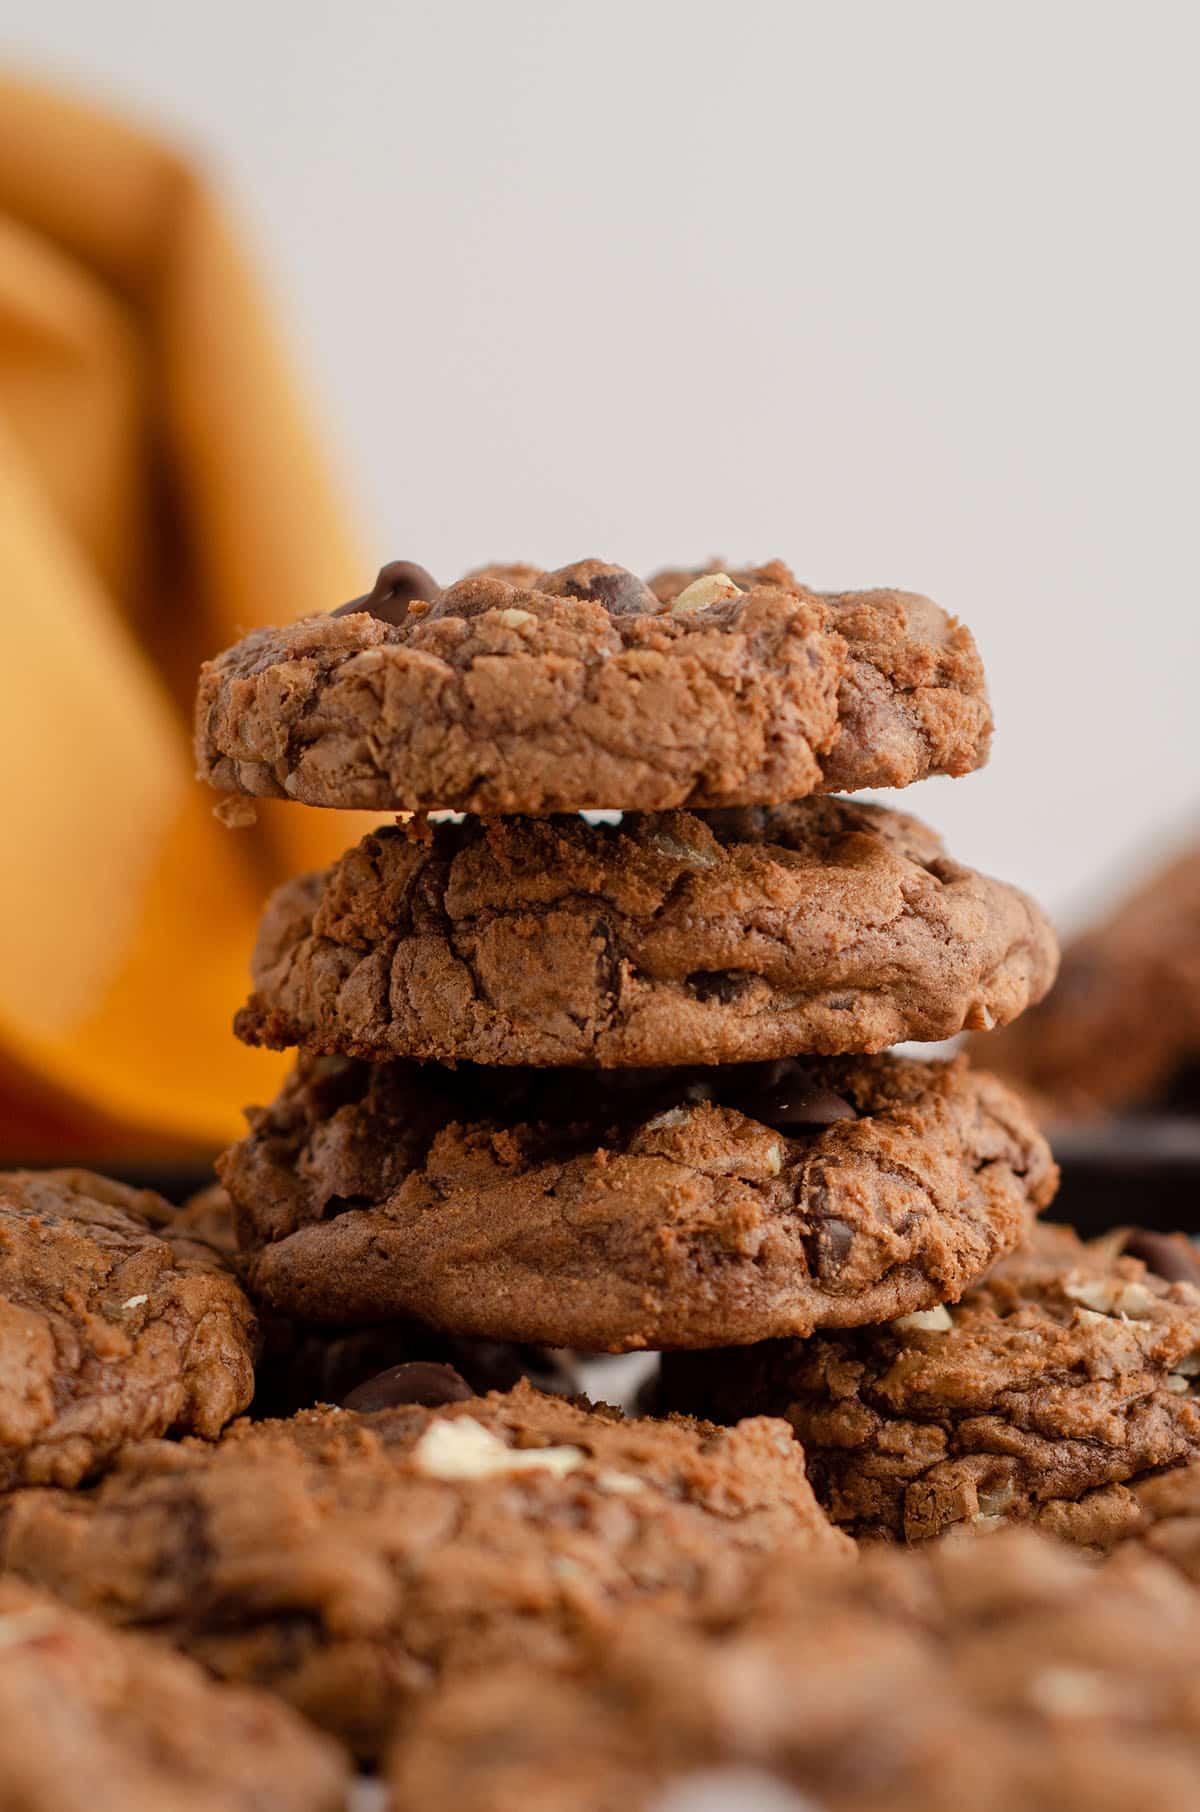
[1043,1117,1200,1237]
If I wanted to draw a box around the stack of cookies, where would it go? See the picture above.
[196,556,1060,1372]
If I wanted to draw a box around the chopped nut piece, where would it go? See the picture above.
[1065,1275,1160,1319]
[496,608,537,629]
[670,573,743,615]
[647,830,719,868]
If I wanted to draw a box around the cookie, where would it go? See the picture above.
[0,1169,258,1489]
[658,1221,1200,1543]
[218,1052,1055,1349]
[235,799,1057,1069]
[181,1184,578,1415]
[0,1579,348,1812]
[0,1382,849,1758]
[194,557,991,815]
[389,1529,1200,1812]
[978,840,1200,1119]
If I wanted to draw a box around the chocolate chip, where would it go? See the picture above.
[732,1063,858,1132]
[688,971,751,1005]
[812,1215,854,1276]
[342,1361,473,1411]
[1119,1229,1200,1288]
[332,560,441,626]
[540,561,657,617]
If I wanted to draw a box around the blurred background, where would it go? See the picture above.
[0,2,1196,1164]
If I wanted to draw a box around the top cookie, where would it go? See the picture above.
[195,557,992,815]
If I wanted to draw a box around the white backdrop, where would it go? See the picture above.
[5,0,1198,927]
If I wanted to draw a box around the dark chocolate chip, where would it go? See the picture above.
[688,971,752,1005]
[342,1361,473,1411]
[1119,1228,1200,1288]
[332,560,441,625]
[541,561,658,617]
[732,1064,858,1132]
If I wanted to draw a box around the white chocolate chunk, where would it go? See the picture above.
[413,1416,586,1481]
[892,1304,954,1333]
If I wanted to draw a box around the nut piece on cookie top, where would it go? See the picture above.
[0,1382,849,1760]
[194,556,992,815]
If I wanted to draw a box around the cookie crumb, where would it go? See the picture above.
[213,796,258,828]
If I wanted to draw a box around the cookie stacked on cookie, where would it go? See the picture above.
[198,558,1059,1358]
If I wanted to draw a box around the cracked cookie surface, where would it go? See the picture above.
[659,1222,1200,1542]
[0,1169,258,1489]
[236,799,1057,1069]
[0,1579,348,1812]
[389,1529,1200,1812]
[195,558,991,815]
[217,1053,1054,1349]
[0,1382,847,1759]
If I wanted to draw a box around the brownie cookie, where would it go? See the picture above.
[659,1221,1200,1543]
[235,799,1057,1069]
[194,557,991,815]
[978,840,1200,1119]
[0,1579,348,1812]
[0,1383,849,1758]
[650,561,993,797]
[181,1183,577,1415]
[0,1170,258,1489]
[218,1052,1055,1349]
[390,1530,1200,1812]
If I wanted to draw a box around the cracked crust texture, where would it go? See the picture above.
[0,1170,258,1490]
[194,558,991,815]
[0,1382,848,1759]
[179,1186,579,1415]
[389,1530,1200,1812]
[977,841,1200,1119]
[0,1580,348,1812]
[235,799,1057,1069]
[217,1053,1055,1350]
[658,1222,1200,1543]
